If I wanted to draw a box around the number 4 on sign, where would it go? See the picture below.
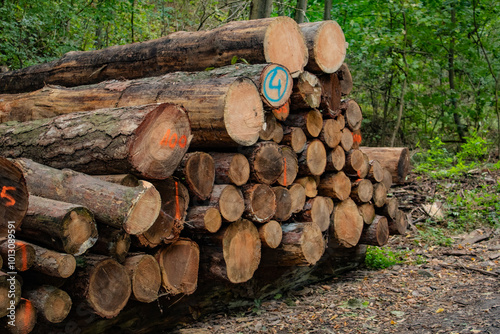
[1,186,16,206]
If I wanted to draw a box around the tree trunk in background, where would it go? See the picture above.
[250,0,273,19]
[324,0,332,20]
[294,0,308,23]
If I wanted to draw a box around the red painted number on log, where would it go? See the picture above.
[274,101,289,114]
[160,129,187,149]
[1,186,16,206]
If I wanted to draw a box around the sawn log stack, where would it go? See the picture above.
[0,16,410,334]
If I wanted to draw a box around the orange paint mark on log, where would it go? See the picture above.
[283,157,287,185]
[1,186,16,206]
[22,298,33,331]
[17,242,28,271]
[357,170,361,178]
[160,129,188,149]
[174,181,181,220]
[352,133,362,144]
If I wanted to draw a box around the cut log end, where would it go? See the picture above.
[359,215,389,246]
[318,172,351,201]
[321,118,342,148]
[25,286,72,324]
[301,140,327,176]
[224,78,264,146]
[283,127,307,153]
[279,222,325,266]
[260,64,293,108]
[124,181,162,235]
[344,100,362,131]
[302,21,346,73]
[306,109,323,137]
[250,141,284,185]
[8,298,37,334]
[358,203,376,225]
[351,179,374,203]
[218,185,245,223]
[272,186,293,222]
[326,145,346,172]
[64,207,98,255]
[372,183,388,208]
[243,184,276,223]
[182,152,215,200]
[288,183,306,214]
[258,220,282,249]
[331,198,363,248]
[124,254,161,303]
[129,103,192,179]
[227,154,250,186]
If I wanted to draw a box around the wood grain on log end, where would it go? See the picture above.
[326,145,346,172]
[299,140,327,176]
[288,183,306,214]
[350,179,374,203]
[123,254,161,303]
[246,141,284,185]
[258,220,282,249]
[358,203,376,225]
[331,198,363,248]
[185,207,222,234]
[25,286,72,323]
[359,215,389,246]
[318,172,351,201]
[124,181,162,235]
[243,184,276,223]
[214,184,245,223]
[337,63,353,95]
[272,186,293,222]
[279,222,325,266]
[282,126,307,153]
[177,152,215,200]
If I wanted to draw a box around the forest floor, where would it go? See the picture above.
[174,171,500,334]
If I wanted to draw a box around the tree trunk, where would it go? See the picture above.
[300,21,346,73]
[317,172,351,201]
[28,242,76,278]
[359,147,410,184]
[282,126,307,153]
[242,141,284,185]
[207,184,245,223]
[0,157,29,237]
[359,215,389,246]
[330,198,363,248]
[325,145,346,172]
[0,239,35,272]
[185,206,222,234]
[18,195,97,256]
[337,63,353,96]
[13,158,161,235]
[358,203,376,225]
[67,254,131,318]
[0,17,308,94]
[288,183,306,214]
[294,176,317,198]
[258,220,282,249]
[298,140,327,176]
[295,197,331,232]
[294,0,308,24]
[350,179,374,203]
[324,0,332,20]
[24,286,72,323]
[91,225,131,263]
[250,0,274,19]
[272,186,293,222]
[123,254,161,303]
[242,184,276,223]
[276,146,298,186]
[210,153,250,186]
[175,152,215,201]
[154,239,199,295]
[0,103,191,180]
[290,72,322,110]
[319,118,343,148]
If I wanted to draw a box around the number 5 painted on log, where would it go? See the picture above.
[1,186,16,206]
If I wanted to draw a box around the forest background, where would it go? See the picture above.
[1,0,499,159]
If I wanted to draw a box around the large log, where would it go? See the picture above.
[242,184,276,223]
[207,184,245,223]
[123,254,161,303]
[13,159,161,235]
[174,152,214,200]
[242,141,284,185]
[0,239,35,272]
[155,239,200,295]
[359,215,389,246]
[276,146,298,187]
[91,225,131,263]
[24,286,72,323]
[359,147,411,184]
[18,195,97,256]
[67,254,131,318]
[0,157,29,237]
[0,271,22,318]
[300,21,346,74]
[0,104,191,180]
[317,172,351,201]
[0,17,308,94]
[289,72,322,110]
[330,198,363,248]
[210,153,249,186]
[297,140,327,176]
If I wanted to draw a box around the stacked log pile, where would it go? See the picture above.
[0,17,410,333]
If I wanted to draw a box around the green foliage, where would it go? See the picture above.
[365,246,406,269]
[415,225,455,247]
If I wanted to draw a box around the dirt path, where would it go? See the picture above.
[174,230,500,334]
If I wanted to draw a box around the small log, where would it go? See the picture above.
[340,128,354,151]
[359,215,389,246]
[382,169,393,190]
[296,197,331,232]
[0,239,35,272]
[350,179,374,203]
[344,149,364,175]
[377,197,399,220]
[300,21,346,74]
[242,141,284,185]
[262,222,324,266]
[210,153,250,186]
[258,221,282,249]
[372,183,388,208]
[13,158,161,235]
[276,146,298,187]
[123,254,161,303]
[259,113,279,141]
[319,73,341,114]
[359,147,411,184]
[0,271,21,318]
[0,104,191,180]
[358,203,376,225]
[93,174,139,187]
[325,145,346,172]
[298,140,327,176]
[3,298,36,334]
[185,207,222,234]
[272,100,290,121]
[29,242,76,278]
[325,197,335,215]
[272,187,293,222]
[319,118,342,148]
[242,184,276,223]
[341,99,363,131]
[351,129,362,149]
[175,152,215,200]
[366,159,385,183]
[0,17,307,93]
[356,152,370,179]
[284,110,323,138]
[155,239,200,295]
[69,254,131,318]
[288,183,306,214]
[153,177,190,221]
[337,63,353,96]
[272,122,284,143]
[282,126,307,153]
[201,219,260,284]
[290,72,322,110]
[388,210,407,235]
[134,210,183,248]
[317,172,351,201]
[207,184,245,223]
[330,198,363,248]
[294,176,317,198]
[18,195,97,256]
[0,157,29,237]
[24,286,72,323]
[91,225,131,263]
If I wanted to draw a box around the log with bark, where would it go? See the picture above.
[358,203,376,225]
[91,225,131,263]
[24,285,72,323]
[174,152,215,200]
[0,17,308,93]
[300,21,346,74]
[296,197,331,232]
[185,206,222,234]
[358,215,389,246]
[330,198,364,248]
[350,179,374,203]
[13,158,161,235]
[388,210,407,235]
[271,186,293,222]
[284,109,323,138]
[341,99,363,131]
[319,73,341,113]
[0,103,192,180]
[29,242,76,278]
[319,118,342,148]
[123,254,161,303]
[18,195,97,256]
[298,140,327,176]
[206,184,245,223]
[258,220,282,249]
[290,72,322,110]
[242,184,276,223]
[317,172,351,201]
[359,147,410,184]
[242,141,284,185]
[276,146,298,187]
[325,145,346,172]
[3,298,37,334]
[0,271,22,318]
[281,126,307,153]
[210,153,250,186]
[0,157,29,237]
[0,239,35,272]
[337,63,353,96]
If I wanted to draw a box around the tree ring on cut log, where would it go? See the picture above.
[129,103,192,179]
[42,288,72,323]
[184,152,215,200]
[264,16,308,77]
[228,154,250,186]
[331,198,363,248]
[218,185,245,222]
[259,220,282,248]
[289,183,306,213]
[127,255,161,303]
[305,140,327,175]
[306,109,323,137]
[252,142,284,184]
[313,21,346,73]
[124,180,162,235]
[245,184,276,223]
[223,219,261,283]
[224,78,264,146]
[261,64,293,108]
[310,197,331,232]
[65,207,98,255]
[203,207,222,233]
[87,258,131,318]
